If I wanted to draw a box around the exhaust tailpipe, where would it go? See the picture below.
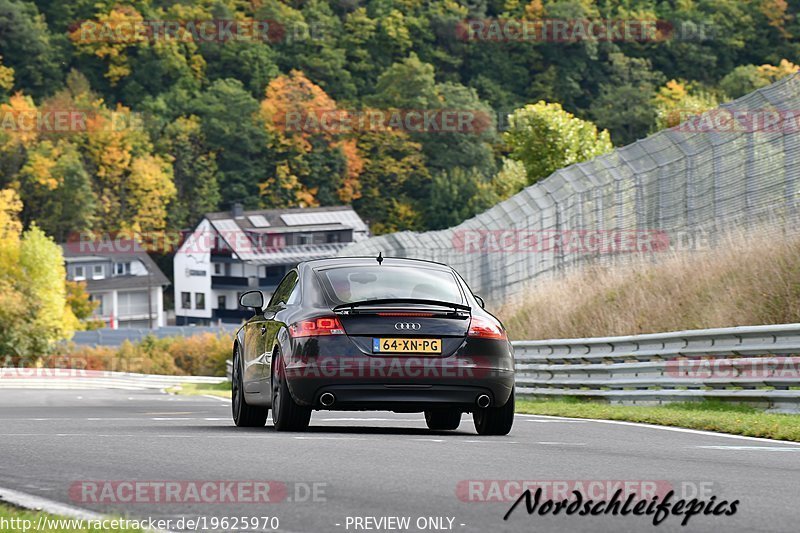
[476,394,491,408]
[319,392,336,407]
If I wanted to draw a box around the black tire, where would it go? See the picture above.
[271,350,311,431]
[473,389,514,436]
[425,409,462,430]
[231,344,268,427]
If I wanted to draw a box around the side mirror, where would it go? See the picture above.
[475,295,486,309]
[239,290,264,313]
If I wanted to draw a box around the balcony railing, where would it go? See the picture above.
[213,308,251,322]
[211,276,249,289]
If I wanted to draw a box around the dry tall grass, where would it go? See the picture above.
[501,231,800,340]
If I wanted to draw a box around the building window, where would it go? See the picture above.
[297,233,312,245]
[114,262,131,275]
[213,263,222,275]
[217,295,226,310]
[74,266,85,280]
[117,291,149,316]
[181,292,191,309]
[195,292,205,310]
[93,265,104,279]
[326,232,340,243]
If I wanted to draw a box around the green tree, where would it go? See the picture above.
[187,79,272,208]
[505,101,613,184]
[0,193,76,356]
[159,116,221,230]
[589,53,665,145]
[352,130,430,234]
[719,60,799,99]
[490,158,529,201]
[19,225,77,352]
[202,40,279,98]
[370,54,497,173]
[0,0,62,98]
[423,167,499,230]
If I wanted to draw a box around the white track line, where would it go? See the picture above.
[696,445,800,451]
[0,485,103,520]
[516,413,800,446]
[202,394,229,402]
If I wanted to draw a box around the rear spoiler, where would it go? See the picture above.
[333,298,471,315]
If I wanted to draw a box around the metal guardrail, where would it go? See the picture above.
[220,324,800,409]
[0,369,227,390]
[512,323,800,409]
[70,325,239,347]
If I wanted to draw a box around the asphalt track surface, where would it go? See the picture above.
[1,389,799,533]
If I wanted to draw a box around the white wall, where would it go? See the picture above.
[174,218,213,319]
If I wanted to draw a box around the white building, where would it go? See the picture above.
[174,205,369,325]
[62,243,169,329]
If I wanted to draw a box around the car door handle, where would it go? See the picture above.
[260,325,267,335]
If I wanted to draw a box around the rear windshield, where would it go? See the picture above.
[317,266,463,305]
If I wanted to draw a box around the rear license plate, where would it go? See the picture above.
[373,338,442,354]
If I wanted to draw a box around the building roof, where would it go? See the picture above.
[60,242,170,289]
[204,205,369,263]
[205,205,369,232]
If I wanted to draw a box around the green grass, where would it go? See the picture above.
[165,381,229,398]
[0,504,142,532]
[516,397,800,442]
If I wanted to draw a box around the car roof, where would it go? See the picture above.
[301,256,452,271]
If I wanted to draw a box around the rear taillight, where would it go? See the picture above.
[289,316,345,337]
[468,316,507,340]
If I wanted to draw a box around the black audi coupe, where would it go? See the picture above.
[231,256,515,435]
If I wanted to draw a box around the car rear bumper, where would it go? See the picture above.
[285,369,515,411]
[284,335,515,411]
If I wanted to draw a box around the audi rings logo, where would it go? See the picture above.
[394,322,421,331]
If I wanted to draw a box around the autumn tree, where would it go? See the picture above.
[0,55,14,100]
[16,140,96,242]
[260,70,362,207]
[0,192,77,356]
[652,80,720,131]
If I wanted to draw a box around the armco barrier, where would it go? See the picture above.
[0,369,227,390]
[512,323,800,410]
[70,325,239,347]
[129,323,800,409]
